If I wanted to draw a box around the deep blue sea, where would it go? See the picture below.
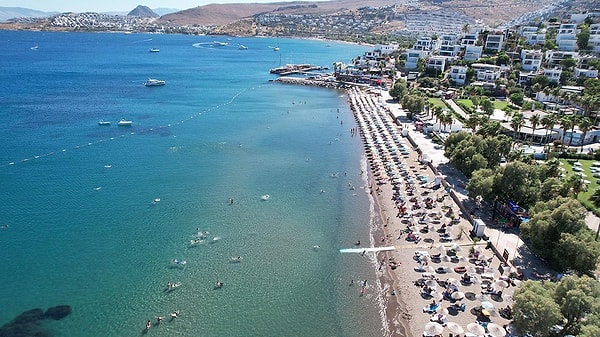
[0,31,386,337]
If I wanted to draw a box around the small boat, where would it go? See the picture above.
[145,78,166,86]
[238,44,248,50]
[230,256,242,262]
[171,258,186,266]
[98,120,111,126]
[117,119,132,126]
[213,41,228,47]
[189,239,204,246]
[149,48,160,52]
[211,236,221,243]
[215,281,224,288]
[261,194,270,201]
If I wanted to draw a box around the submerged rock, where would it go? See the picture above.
[0,305,71,337]
[44,306,71,320]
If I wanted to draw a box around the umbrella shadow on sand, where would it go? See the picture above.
[465,292,477,300]
[491,294,504,302]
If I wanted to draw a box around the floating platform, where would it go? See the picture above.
[339,246,396,253]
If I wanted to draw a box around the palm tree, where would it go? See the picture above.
[559,115,574,151]
[540,114,555,145]
[464,113,480,133]
[510,113,524,145]
[567,115,580,147]
[579,117,593,153]
[529,113,541,143]
[433,106,444,125]
[440,113,454,133]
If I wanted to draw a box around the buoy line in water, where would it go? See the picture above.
[0,84,271,169]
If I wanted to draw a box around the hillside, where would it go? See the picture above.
[157,0,558,28]
[127,5,158,17]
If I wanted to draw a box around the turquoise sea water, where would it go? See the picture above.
[0,31,387,337]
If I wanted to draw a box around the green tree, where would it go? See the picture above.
[510,92,524,106]
[492,161,540,206]
[480,97,494,116]
[554,275,600,335]
[577,24,591,50]
[521,197,587,263]
[389,78,408,100]
[589,188,600,208]
[513,280,562,337]
[466,168,495,201]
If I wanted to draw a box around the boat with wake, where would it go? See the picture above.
[149,48,160,52]
[98,120,111,126]
[117,119,132,126]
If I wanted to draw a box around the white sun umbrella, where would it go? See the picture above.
[486,323,507,337]
[446,278,460,286]
[424,279,438,287]
[430,291,443,301]
[481,301,495,311]
[423,322,444,336]
[495,279,509,289]
[451,291,465,300]
[450,243,462,251]
[467,322,486,336]
[435,306,449,315]
[445,322,465,334]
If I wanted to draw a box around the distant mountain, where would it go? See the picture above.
[127,5,158,17]
[0,7,56,22]
[152,8,180,16]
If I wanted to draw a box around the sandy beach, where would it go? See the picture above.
[346,86,517,337]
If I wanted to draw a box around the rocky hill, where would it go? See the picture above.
[127,5,158,17]
[157,0,560,28]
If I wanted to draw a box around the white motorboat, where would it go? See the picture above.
[213,41,228,47]
[149,48,160,52]
[261,194,270,201]
[98,120,110,126]
[230,256,242,262]
[117,119,132,126]
[238,44,248,50]
[145,78,165,86]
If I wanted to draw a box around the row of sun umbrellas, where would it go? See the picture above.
[424,321,506,337]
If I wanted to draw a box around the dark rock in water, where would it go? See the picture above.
[0,305,71,337]
[44,306,71,320]
[10,309,44,325]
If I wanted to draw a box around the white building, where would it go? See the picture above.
[405,49,430,69]
[485,34,504,53]
[555,23,578,51]
[543,68,562,83]
[449,65,468,85]
[545,50,579,66]
[589,24,600,53]
[520,49,543,71]
[426,56,446,72]
[461,32,478,47]
[438,34,461,60]
[463,45,483,61]
[574,68,599,79]
[472,63,505,83]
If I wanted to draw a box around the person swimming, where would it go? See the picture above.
[145,320,151,330]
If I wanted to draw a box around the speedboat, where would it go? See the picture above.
[145,78,165,86]
[261,194,270,201]
[165,282,181,292]
[98,120,110,126]
[238,44,248,50]
[149,48,160,52]
[213,41,228,47]
[117,119,132,126]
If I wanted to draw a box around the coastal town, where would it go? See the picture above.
[273,7,600,337]
[3,1,600,337]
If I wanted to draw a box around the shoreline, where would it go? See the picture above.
[342,83,516,337]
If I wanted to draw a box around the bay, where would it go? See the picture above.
[0,31,387,337]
